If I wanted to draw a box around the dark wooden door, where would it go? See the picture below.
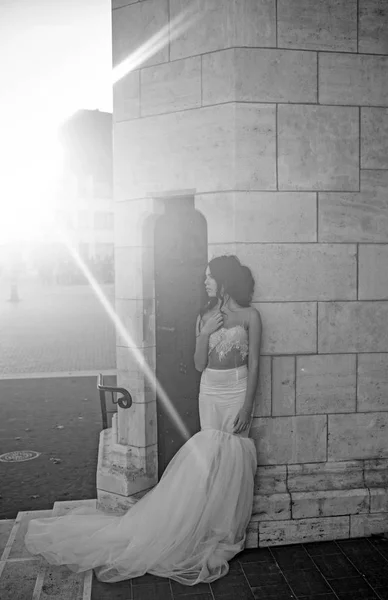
[154,199,207,479]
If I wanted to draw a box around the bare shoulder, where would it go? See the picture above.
[247,306,262,328]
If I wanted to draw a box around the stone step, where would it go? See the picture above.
[0,510,93,600]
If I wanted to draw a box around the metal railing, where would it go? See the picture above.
[97,373,133,430]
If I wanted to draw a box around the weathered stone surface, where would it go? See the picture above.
[277,0,357,51]
[114,70,140,122]
[287,461,364,492]
[115,298,155,349]
[140,57,201,116]
[328,413,388,460]
[251,415,327,465]
[114,103,276,200]
[253,492,291,521]
[358,244,388,301]
[169,0,276,60]
[359,0,388,54]
[370,488,388,513]
[113,0,138,8]
[296,354,357,414]
[239,243,356,301]
[115,246,154,300]
[112,0,169,68]
[255,302,317,355]
[235,104,277,190]
[97,487,150,515]
[364,458,388,488]
[292,489,369,519]
[202,48,317,105]
[195,193,235,244]
[245,516,259,548]
[278,105,359,192]
[254,465,288,495]
[253,356,272,417]
[361,108,388,169]
[358,353,388,411]
[318,301,388,353]
[272,356,295,416]
[350,513,388,537]
[259,516,350,547]
[116,345,156,403]
[319,53,388,106]
[318,171,388,243]
[118,399,157,447]
[236,192,317,243]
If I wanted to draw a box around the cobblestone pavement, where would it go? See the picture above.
[0,278,116,375]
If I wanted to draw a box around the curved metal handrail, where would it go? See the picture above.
[97,373,133,429]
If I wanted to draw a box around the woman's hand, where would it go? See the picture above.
[201,312,223,336]
[233,407,252,434]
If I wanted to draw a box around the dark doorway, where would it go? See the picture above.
[154,197,207,479]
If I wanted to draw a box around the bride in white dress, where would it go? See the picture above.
[25,254,262,586]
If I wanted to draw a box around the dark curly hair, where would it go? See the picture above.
[200,255,255,316]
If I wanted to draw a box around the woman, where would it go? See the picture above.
[24,254,261,586]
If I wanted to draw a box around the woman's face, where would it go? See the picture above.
[204,266,217,298]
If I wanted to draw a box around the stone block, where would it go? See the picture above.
[115,298,155,349]
[359,0,388,54]
[292,489,369,519]
[97,429,158,496]
[169,0,276,60]
[113,0,138,8]
[115,246,154,300]
[235,104,277,190]
[118,399,157,447]
[319,53,388,106]
[359,244,388,301]
[114,103,276,200]
[202,48,317,105]
[140,57,201,116]
[239,243,356,301]
[116,344,156,401]
[112,0,169,68]
[259,516,350,547]
[272,356,295,416]
[277,0,357,51]
[254,465,288,495]
[278,105,359,192]
[350,513,388,537]
[364,458,388,487]
[361,108,388,169]
[235,192,317,243]
[255,302,317,355]
[251,415,327,465]
[287,461,364,492]
[195,193,235,244]
[253,492,291,521]
[318,171,388,243]
[328,412,388,460]
[114,70,140,122]
[370,489,388,513]
[114,198,156,245]
[245,516,259,548]
[97,487,150,515]
[318,301,388,353]
[358,353,388,411]
[296,354,357,414]
[253,356,272,417]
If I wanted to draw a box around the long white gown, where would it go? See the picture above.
[25,333,257,585]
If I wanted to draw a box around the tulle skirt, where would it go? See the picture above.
[24,365,257,585]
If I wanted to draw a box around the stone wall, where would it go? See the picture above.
[110,0,388,544]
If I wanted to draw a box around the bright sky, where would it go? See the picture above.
[0,0,112,243]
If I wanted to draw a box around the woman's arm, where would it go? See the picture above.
[243,308,262,411]
[194,315,210,372]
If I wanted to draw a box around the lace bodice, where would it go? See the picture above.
[208,325,248,361]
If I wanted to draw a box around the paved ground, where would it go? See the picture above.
[0,278,116,376]
[0,375,116,520]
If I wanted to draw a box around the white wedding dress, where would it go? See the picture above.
[25,326,257,585]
